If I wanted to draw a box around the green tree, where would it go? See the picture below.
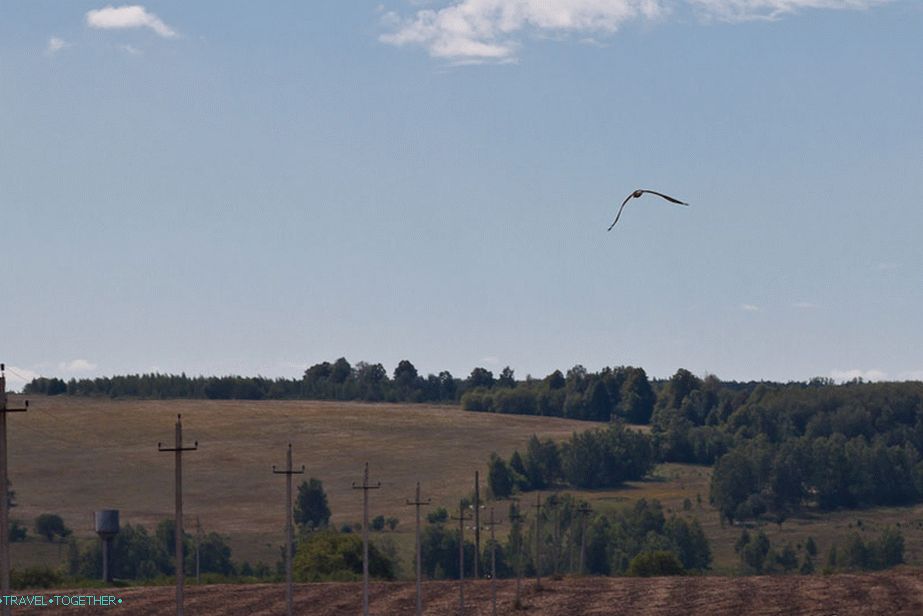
[34,514,71,542]
[619,367,655,424]
[294,478,331,529]
[468,367,495,389]
[498,366,516,388]
[293,530,395,581]
[487,453,514,499]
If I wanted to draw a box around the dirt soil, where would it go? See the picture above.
[12,569,923,615]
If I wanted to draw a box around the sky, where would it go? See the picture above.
[1,1,921,390]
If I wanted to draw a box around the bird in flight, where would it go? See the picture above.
[608,189,689,231]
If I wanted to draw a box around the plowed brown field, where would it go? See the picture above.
[13,570,923,615]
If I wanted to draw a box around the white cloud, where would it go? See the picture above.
[381,0,890,61]
[741,303,760,312]
[688,0,889,22]
[792,301,817,309]
[85,5,177,38]
[480,355,500,365]
[59,359,98,372]
[381,0,666,62]
[120,44,142,55]
[2,366,40,391]
[830,368,888,382]
[46,36,70,55]
[897,370,923,382]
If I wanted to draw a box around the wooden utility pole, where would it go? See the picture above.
[0,365,27,616]
[194,516,202,585]
[532,493,543,590]
[352,463,380,616]
[451,502,472,616]
[273,444,304,616]
[405,482,430,616]
[508,499,524,610]
[473,471,480,579]
[576,503,593,576]
[158,414,198,616]
[487,508,503,616]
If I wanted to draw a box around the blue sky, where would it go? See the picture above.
[1,1,921,389]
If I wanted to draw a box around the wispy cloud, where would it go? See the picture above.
[86,5,177,38]
[792,301,817,309]
[480,355,500,365]
[120,44,142,55]
[688,0,889,22]
[59,359,98,372]
[741,303,760,312]
[381,0,890,61]
[380,0,666,62]
[46,36,70,55]
[830,368,888,382]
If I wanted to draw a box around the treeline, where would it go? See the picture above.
[461,365,655,423]
[642,371,923,522]
[487,424,655,497]
[24,358,463,403]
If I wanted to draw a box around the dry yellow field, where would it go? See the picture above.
[6,395,594,567]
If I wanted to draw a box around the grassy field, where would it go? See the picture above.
[575,463,923,573]
[9,394,923,576]
[6,395,594,570]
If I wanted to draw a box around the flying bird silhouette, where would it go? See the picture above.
[608,189,689,231]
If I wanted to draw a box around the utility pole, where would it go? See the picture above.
[487,508,503,616]
[532,493,543,590]
[551,497,559,578]
[273,443,304,616]
[405,482,430,616]
[194,516,202,585]
[158,414,197,616]
[508,499,524,610]
[352,463,380,616]
[0,365,27,616]
[576,503,593,576]
[450,501,472,616]
[473,471,480,579]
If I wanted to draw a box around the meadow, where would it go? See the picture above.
[9,395,923,576]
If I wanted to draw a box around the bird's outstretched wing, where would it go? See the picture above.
[608,188,689,230]
[607,193,635,231]
[639,189,689,206]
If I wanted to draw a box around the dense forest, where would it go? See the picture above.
[23,360,923,524]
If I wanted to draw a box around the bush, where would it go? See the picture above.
[35,514,71,542]
[627,551,684,577]
[12,566,62,589]
[293,530,395,582]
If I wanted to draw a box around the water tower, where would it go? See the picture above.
[94,510,119,582]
